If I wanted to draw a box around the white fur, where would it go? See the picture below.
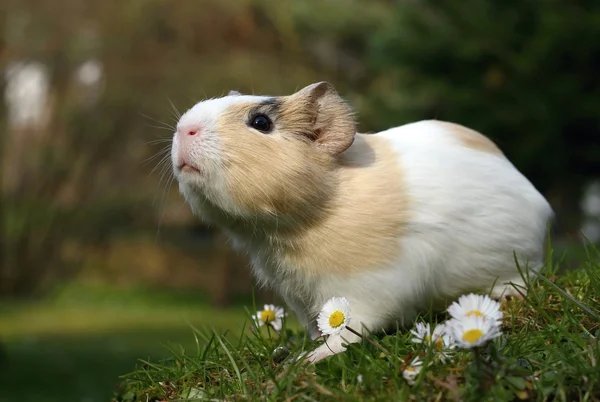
[172,95,271,217]
[238,121,552,362]
[173,101,553,363]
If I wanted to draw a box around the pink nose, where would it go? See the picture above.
[176,124,202,169]
[177,124,202,137]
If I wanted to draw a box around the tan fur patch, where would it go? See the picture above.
[211,100,407,277]
[432,120,504,156]
[216,101,335,219]
[278,134,409,276]
[286,82,357,155]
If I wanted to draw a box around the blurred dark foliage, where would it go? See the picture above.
[363,0,600,234]
[1,0,598,298]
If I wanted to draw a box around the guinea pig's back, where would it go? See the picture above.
[375,120,553,295]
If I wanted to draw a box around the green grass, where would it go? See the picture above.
[0,285,252,402]
[114,243,600,402]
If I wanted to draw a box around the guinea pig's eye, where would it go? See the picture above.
[250,114,273,133]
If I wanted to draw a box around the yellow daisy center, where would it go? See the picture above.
[329,310,345,328]
[425,335,432,342]
[465,309,484,317]
[405,366,415,372]
[261,310,275,323]
[462,328,484,344]
[434,338,444,351]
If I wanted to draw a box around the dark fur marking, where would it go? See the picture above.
[248,98,282,120]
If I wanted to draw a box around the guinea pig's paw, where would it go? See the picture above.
[302,336,350,364]
[301,347,331,365]
[291,346,331,365]
[491,279,527,302]
[294,350,312,364]
[294,349,324,365]
[308,326,322,341]
[501,292,526,302]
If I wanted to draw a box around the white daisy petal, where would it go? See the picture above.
[274,306,286,319]
[402,356,423,385]
[410,322,431,344]
[409,321,457,363]
[430,323,454,362]
[447,293,503,325]
[270,318,282,332]
[433,323,456,348]
[317,297,351,336]
[253,304,286,332]
[447,315,502,349]
[252,313,264,327]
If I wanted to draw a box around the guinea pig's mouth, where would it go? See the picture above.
[178,163,201,174]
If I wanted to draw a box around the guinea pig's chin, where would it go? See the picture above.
[177,179,205,204]
[174,166,206,191]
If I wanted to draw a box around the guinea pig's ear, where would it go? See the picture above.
[228,90,241,96]
[294,81,356,155]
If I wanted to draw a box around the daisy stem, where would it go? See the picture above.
[346,326,403,362]
[472,346,485,390]
[266,323,273,342]
[488,341,501,363]
[472,347,482,370]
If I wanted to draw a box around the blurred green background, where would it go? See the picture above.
[1,0,599,401]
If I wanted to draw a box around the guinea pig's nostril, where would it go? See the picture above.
[177,124,202,137]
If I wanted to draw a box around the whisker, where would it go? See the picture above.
[155,170,178,243]
[145,138,173,146]
[151,167,176,240]
[167,98,181,120]
[147,151,173,182]
[142,106,180,244]
[144,124,176,133]
[146,158,174,194]
[139,112,177,131]
[143,145,172,166]
[142,147,170,163]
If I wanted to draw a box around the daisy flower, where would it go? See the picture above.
[447,315,502,349]
[252,304,285,332]
[402,356,423,385]
[447,293,503,325]
[410,322,432,344]
[410,322,456,362]
[317,297,351,336]
[431,322,456,351]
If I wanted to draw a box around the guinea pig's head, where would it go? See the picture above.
[171,81,357,225]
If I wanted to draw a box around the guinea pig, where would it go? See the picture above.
[171,82,554,363]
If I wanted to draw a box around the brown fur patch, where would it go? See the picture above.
[433,120,504,156]
[284,82,357,155]
[283,133,409,276]
[211,98,407,277]
[216,101,335,220]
